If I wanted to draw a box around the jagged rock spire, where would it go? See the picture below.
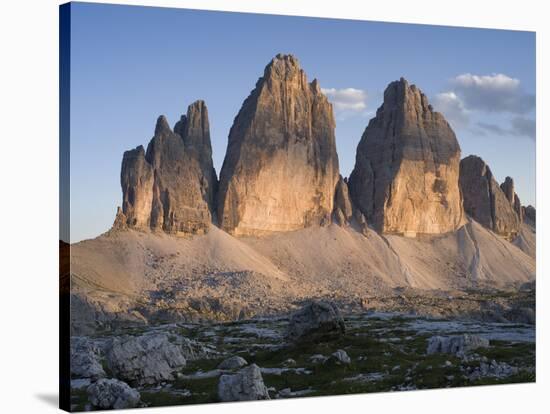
[459,155,520,240]
[217,54,340,236]
[120,100,217,234]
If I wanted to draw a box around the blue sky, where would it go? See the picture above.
[68,2,536,242]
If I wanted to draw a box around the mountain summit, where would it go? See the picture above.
[217,54,340,236]
[348,78,465,236]
[119,100,217,234]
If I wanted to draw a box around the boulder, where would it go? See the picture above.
[87,378,140,410]
[348,78,464,235]
[287,301,345,343]
[70,337,105,380]
[329,349,351,365]
[105,333,187,386]
[459,155,520,239]
[217,363,270,401]
[218,356,248,370]
[427,334,489,356]
[309,354,329,364]
[217,54,340,236]
[120,100,217,234]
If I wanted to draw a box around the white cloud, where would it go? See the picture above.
[476,116,536,141]
[321,87,368,118]
[451,73,535,114]
[432,91,469,128]
[432,73,536,141]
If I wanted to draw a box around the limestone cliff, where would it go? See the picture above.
[333,176,354,226]
[500,176,523,222]
[119,100,217,234]
[348,78,464,236]
[459,155,520,239]
[217,54,340,236]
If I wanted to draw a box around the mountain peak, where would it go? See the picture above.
[154,115,172,135]
[263,53,303,80]
[217,55,339,236]
[349,77,464,235]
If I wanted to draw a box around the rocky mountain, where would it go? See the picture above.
[332,176,354,226]
[119,100,217,235]
[459,155,521,240]
[523,205,536,226]
[217,54,340,236]
[500,176,524,222]
[71,219,535,333]
[348,78,464,236]
[82,56,535,330]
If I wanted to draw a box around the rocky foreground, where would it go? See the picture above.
[69,301,535,411]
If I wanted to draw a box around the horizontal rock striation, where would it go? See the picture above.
[119,100,217,234]
[217,54,340,236]
[348,78,464,236]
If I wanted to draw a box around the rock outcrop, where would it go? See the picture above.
[500,176,523,222]
[217,54,340,236]
[286,301,345,343]
[459,155,520,239]
[523,205,536,226]
[120,100,217,234]
[329,349,351,365]
[218,364,270,401]
[426,334,489,356]
[121,145,154,228]
[348,78,464,236]
[87,378,141,410]
[105,333,187,386]
[333,176,354,225]
[70,337,105,380]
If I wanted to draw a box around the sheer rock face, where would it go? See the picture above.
[500,176,523,222]
[459,155,520,239]
[120,100,217,234]
[121,146,154,228]
[333,176,353,225]
[348,78,464,236]
[217,54,340,236]
[523,205,536,226]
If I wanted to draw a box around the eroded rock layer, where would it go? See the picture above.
[217,54,340,236]
[348,78,464,236]
[120,100,217,234]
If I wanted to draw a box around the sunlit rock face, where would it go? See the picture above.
[217,54,340,236]
[348,78,465,236]
[121,146,154,229]
[120,100,217,234]
[459,155,520,240]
